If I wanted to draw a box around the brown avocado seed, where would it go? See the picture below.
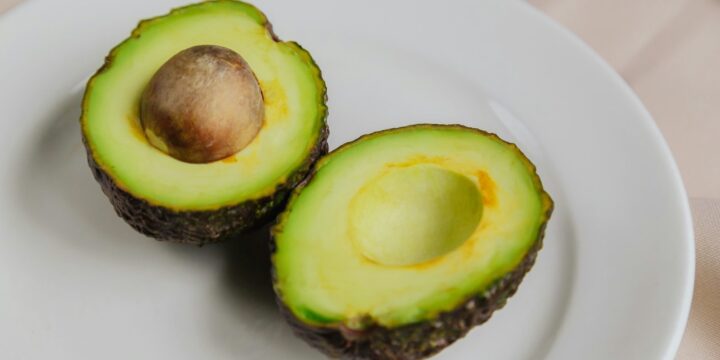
[140,45,264,163]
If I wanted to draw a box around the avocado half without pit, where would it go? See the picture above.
[81,1,328,244]
[272,125,553,359]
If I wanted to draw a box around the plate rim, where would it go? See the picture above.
[512,2,695,358]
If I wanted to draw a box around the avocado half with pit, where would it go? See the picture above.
[81,1,328,244]
[272,125,553,359]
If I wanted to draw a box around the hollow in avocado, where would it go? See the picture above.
[81,1,328,245]
[272,124,553,359]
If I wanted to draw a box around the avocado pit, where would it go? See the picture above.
[140,45,264,163]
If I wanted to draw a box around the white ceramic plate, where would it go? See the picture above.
[0,0,694,359]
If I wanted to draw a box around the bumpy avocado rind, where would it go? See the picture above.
[271,124,553,359]
[279,237,544,360]
[84,127,328,244]
[81,1,328,245]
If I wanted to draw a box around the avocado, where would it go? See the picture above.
[272,124,553,359]
[81,1,328,245]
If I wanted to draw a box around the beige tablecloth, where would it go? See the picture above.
[2,0,718,358]
[681,199,720,359]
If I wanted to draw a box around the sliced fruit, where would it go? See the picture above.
[81,0,328,244]
[272,124,553,359]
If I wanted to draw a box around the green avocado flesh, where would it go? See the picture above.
[81,0,326,211]
[273,125,552,329]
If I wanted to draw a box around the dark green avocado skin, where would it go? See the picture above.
[84,125,328,245]
[277,226,546,360]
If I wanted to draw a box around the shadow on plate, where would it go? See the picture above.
[219,226,277,313]
[210,226,317,358]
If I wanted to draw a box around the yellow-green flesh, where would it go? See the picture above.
[350,165,484,267]
[274,126,551,328]
[82,1,325,210]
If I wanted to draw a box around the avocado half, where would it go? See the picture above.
[81,1,328,245]
[272,124,553,359]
